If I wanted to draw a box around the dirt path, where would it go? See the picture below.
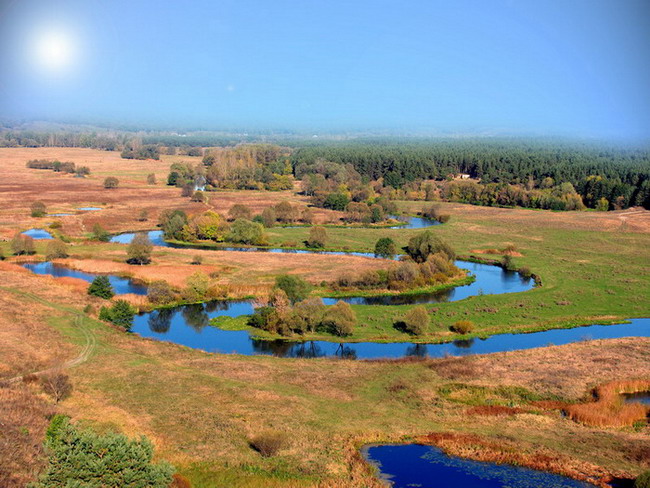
[3,289,97,383]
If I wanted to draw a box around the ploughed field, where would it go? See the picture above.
[0,147,649,487]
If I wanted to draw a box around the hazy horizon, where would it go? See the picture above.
[1,0,649,141]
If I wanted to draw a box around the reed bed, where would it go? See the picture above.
[564,379,650,428]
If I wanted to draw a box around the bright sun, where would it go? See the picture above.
[35,31,76,72]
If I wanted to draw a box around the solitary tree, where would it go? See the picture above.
[374,237,397,259]
[146,173,156,185]
[103,177,119,189]
[401,306,429,335]
[306,226,327,249]
[127,233,153,265]
[46,239,69,260]
[275,274,311,304]
[31,201,47,217]
[40,371,73,404]
[227,219,266,245]
[88,275,114,299]
[99,300,136,329]
[261,207,277,228]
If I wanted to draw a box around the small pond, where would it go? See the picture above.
[110,230,168,247]
[622,392,650,405]
[49,213,73,217]
[362,444,595,488]
[22,229,53,240]
[77,206,102,211]
[22,262,148,296]
[387,214,440,229]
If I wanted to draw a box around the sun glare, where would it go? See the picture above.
[34,31,76,72]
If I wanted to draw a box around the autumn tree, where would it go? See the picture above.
[127,233,153,264]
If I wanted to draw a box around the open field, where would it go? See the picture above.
[0,147,340,240]
[0,265,648,487]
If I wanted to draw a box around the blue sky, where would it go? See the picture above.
[0,0,649,139]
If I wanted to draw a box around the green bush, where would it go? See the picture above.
[635,471,650,488]
[92,223,110,242]
[407,230,455,262]
[227,218,266,245]
[374,237,397,258]
[127,232,153,265]
[275,274,311,304]
[147,280,176,305]
[88,276,114,299]
[249,431,288,457]
[322,301,356,336]
[31,201,47,217]
[34,416,174,488]
[99,300,136,329]
[103,176,119,189]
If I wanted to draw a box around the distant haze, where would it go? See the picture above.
[1,0,649,140]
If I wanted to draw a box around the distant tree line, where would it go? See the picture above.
[291,139,650,209]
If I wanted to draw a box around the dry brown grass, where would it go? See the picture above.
[0,385,55,488]
[398,200,650,233]
[415,431,618,487]
[564,379,650,427]
[0,147,342,239]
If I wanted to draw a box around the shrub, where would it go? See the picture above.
[519,266,532,278]
[99,300,136,329]
[249,431,288,457]
[501,255,513,270]
[83,304,95,315]
[322,301,356,336]
[11,233,36,255]
[103,176,119,189]
[227,219,266,245]
[228,204,252,221]
[191,190,206,202]
[45,239,68,260]
[91,223,110,242]
[159,209,189,240]
[190,254,203,265]
[374,237,397,259]
[137,209,149,222]
[635,471,650,488]
[306,226,327,249]
[261,207,277,228]
[34,416,174,488]
[184,272,210,302]
[275,274,311,304]
[147,173,156,185]
[274,201,297,223]
[75,166,90,177]
[437,214,451,223]
[181,184,194,197]
[40,372,72,404]
[450,320,474,334]
[407,231,455,262]
[301,207,315,224]
[401,306,429,335]
[147,280,176,305]
[88,276,114,299]
[127,233,153,265]
[595,197,609,212]
[31,201,47,217]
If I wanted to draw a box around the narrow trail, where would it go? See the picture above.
[3,288,97,384]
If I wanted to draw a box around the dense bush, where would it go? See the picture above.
[91,223,110,242]
[374,237,397,258]
[45,239,68,260]
[147,280,176,305]
[33,416,174,487]
[228,204,252,221]
[159,209,189,240]
[321,301,356,336]
[147,173,156,185]
[127,232,153,265]
[261,207,277,228]
[275,274,312,304]
[99,300,136,329]
[406,230,455,262]
[306,226,327,248]
[10,233,36,256]
[227,218,266,245]
[103,176,119,189]
[30,201,47,217]
[400,306,429,335]
[450,320,474,334]
[183,272,210,302]
[88,275,114,299]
